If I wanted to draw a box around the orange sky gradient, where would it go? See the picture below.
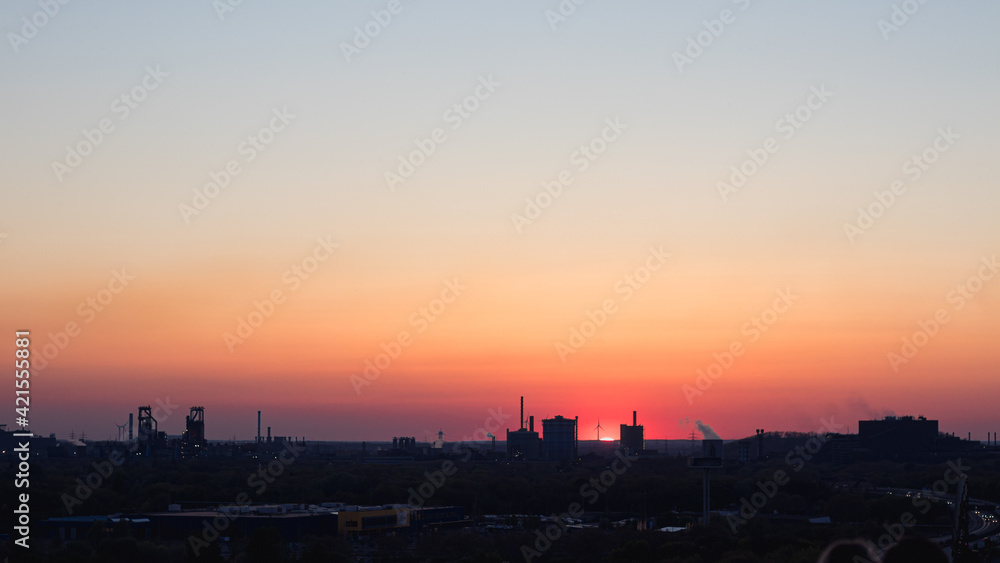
[2,2,998,442]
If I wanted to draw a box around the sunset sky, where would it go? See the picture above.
[2,1,998,442]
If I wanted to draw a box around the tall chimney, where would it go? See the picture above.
[128,413,133,440]
[520,396,524,430]
[267,426,271,442]
[633,411,637,426]
[529,416,534,432]
[257,410,261,443]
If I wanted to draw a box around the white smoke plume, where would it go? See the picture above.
[695,419,721,440]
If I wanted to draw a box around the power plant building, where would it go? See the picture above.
[620,410,644,455]
[507,426,541,461]
[181,406,206,459]
[542,415,578,462]
[858,415,938,459]
[507,397,542,460]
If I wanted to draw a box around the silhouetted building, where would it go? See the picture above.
[823,433,860,464]
[738,439,751,462]
[620,410,644,455]
[507,396,542,461]
[136,405,166,456]
[858,415,937,460]
[507,417,541,461]
[391,436,418,455]
[542,415,578,462]
[180,406,206,459]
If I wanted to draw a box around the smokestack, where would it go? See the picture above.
[529,416,534,432]
[633,411,637,426]
[128,413,133,441]
[520,396,524,430]
[257,410,261,443]
[267,426,271,442]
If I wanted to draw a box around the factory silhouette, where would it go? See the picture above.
[4,397,998,559]
[505,397,644,462]
[5,396,996,464]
